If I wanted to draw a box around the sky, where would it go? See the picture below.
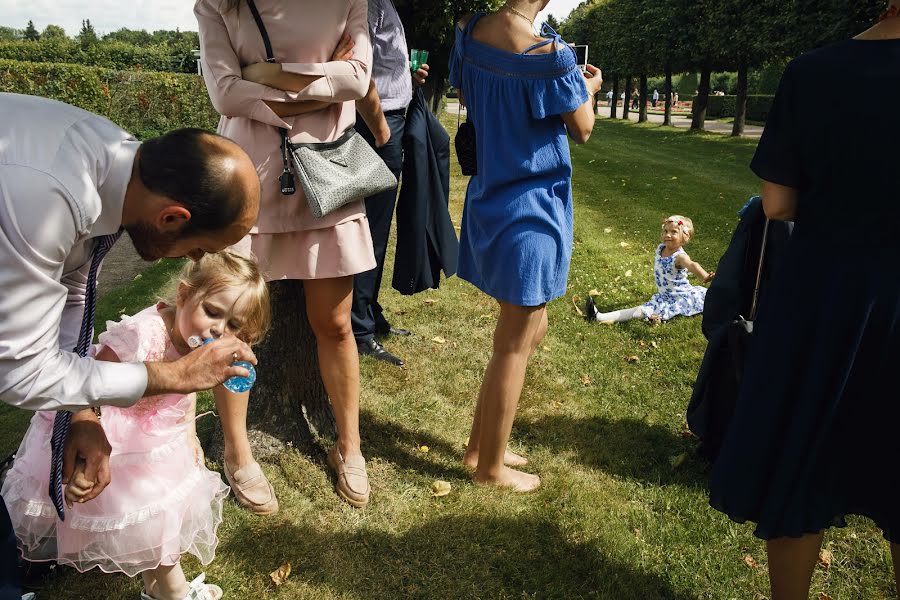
[0,0,583,37]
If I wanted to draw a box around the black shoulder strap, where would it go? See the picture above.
[245,0,275,62]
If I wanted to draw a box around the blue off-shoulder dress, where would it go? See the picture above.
[449,13,588,307]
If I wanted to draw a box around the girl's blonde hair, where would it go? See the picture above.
[661,215,695,243]
[170,251,271,346]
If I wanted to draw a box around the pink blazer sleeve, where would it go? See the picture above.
[195,0,304,128]
[280,0,372,103]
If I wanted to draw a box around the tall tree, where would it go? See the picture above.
[23,20,39,41]
[0,26,23,41]
[41,24,68,40]
[77,19,99,49]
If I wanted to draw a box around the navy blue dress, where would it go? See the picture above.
[709,39,900,541]
[449,14,588,307]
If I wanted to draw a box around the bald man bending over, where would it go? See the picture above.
[0,93,260,600]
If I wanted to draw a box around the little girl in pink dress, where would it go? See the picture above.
[2,252,271,600]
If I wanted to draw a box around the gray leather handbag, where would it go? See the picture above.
[245,0,396,218]
[289,128,398,219]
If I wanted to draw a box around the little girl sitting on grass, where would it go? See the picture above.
[586,215,714,323]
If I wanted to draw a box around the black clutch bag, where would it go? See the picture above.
[455,114,478,176]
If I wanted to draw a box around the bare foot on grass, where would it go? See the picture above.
[463,448,528,470]
[473,466,541,492]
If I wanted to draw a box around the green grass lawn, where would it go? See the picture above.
[5,117,896,599]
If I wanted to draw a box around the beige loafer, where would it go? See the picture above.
[327,445,370,508]
[223,461,279,516]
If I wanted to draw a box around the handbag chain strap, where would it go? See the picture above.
[246,0,295,195]
[749,218,770,321]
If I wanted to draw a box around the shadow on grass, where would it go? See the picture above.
[358,409,470,481]
[518,415,708,490]
[219,514,696,600]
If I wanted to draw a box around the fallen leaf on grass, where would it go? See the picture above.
[431,480,452,497]
[588,288,602,297]
[818,549,833,569]
[542,346,551,352]
[817,594,833,600]
[423,298,437,305]
[419,445,429,453]
[580,374,592,386]
[431,336,446,344]
[133,273,142,281]
[650,341,659,349]
[625,355,640,363]
[670,452,688,468]
[463,437,469,448]
[743,555,759,569]
[624,270,633,277]
[270,562,291,586]
[603,227,613,233]
[619,241,630,248]
[572,295,584,317]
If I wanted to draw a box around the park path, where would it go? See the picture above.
[445,102,764,138]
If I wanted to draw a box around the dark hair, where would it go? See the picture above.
[138,128,244,236]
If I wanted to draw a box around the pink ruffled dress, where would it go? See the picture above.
[0,304,229,576]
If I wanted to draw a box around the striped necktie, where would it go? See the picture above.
[49,231,122,521]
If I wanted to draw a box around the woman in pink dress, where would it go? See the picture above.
[194,0,376,509]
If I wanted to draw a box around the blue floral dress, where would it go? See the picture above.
[641,244,707,320]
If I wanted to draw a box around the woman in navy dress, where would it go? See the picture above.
[709,5,900,597]
[449,0,602,491]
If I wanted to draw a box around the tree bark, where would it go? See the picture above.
[622,75,632,120]
[610,75,620,119]
[208,280,336,462]
[638,73,648,123]
[691,65,712,131]
[663,65,673,127]
[732,58,749,137]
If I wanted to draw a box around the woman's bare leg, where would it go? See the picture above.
[766,533,824,600]
[464,307,547,469]
[304,276,362,461]
[470,302,546,492]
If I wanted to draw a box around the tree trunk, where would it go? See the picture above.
[611,75,620,119]
[622,75,632,120]
[732,58,749,137]
[691,65,712,131]
[663,64,673,127]
[638,73,648,123]
[208,280,335,463]
[423,65,446,116]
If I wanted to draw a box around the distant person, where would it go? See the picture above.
[0,93,260,600]
[672,89,679,106]
[3,252,271,600]
[606,89,613,105]
[631,89,639,109]
[450,1,602,491]
[652,88,660,107]
[708,4,900,598]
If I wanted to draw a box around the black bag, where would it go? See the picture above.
[455,104,477,176]
[727,218,770,384]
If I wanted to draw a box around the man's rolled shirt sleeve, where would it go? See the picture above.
[0,166,147,412]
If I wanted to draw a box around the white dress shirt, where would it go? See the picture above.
[0,93,148,412]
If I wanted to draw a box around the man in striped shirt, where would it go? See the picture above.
[353,0,429,367]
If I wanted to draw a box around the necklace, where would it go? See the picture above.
[505,3,536,26]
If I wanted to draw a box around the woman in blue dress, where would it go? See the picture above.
[449,0,602,492]
[709,4,900,597]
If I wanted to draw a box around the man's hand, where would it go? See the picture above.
[62,410,112,503]
[144,333,257,396]
[582,64,603,96]
[413,63,429,87]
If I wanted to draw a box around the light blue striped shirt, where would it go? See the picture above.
[368,0,413,112]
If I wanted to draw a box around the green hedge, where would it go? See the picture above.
[698,94,775,122]
[0,59,218,139]
[0,39,196,73]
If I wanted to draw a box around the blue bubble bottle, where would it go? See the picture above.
[188,336,257,393]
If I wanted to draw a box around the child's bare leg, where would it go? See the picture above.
[766,533,823,600]
[142,563,189,600]
[470,302,545,492]
[463,307,547,470]
[594,306,644,323]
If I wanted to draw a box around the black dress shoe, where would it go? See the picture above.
[374,322,412,337]
[357,339,405,367]
[584,295,599,322]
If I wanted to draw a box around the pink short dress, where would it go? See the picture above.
[195,0,377,281]
[0,305,229,576]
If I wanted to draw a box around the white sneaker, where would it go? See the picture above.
[139,573,223,600]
